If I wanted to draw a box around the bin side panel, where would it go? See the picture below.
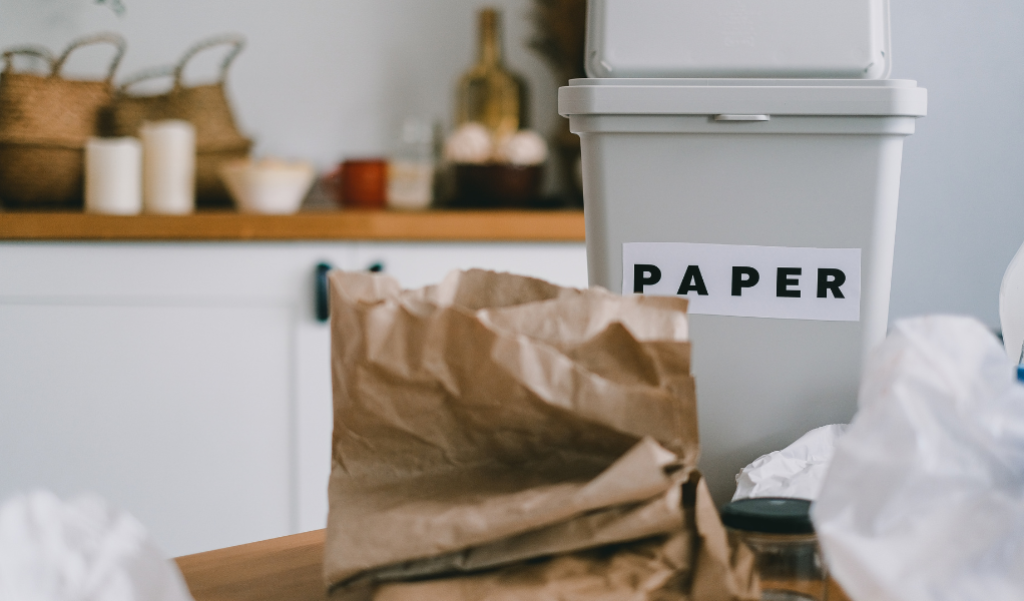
[580,128,906,504]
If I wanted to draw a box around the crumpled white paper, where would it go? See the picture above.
[732,424,847,501]
[999,238,1024,361]
[0,491,195,601]
[813,316,1024,601]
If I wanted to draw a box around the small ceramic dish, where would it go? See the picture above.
[220,158,316,214]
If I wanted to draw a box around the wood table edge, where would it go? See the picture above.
[175,530,327,601]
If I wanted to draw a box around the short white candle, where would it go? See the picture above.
[141,120,195,214]
[85,137,143,215]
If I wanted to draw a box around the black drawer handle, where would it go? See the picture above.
[315,262,387,324]
[315,262,333,323]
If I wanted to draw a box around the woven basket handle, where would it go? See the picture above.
[173,34,246,89]
[118,65,176,94]
[52,33,127,83]
[1,46,55,74]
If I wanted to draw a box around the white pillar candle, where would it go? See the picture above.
[84,137,143,215]
[141,120,196,215]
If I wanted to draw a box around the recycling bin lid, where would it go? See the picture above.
[558,78,927,118]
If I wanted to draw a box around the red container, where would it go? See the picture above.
[336,159,387,209]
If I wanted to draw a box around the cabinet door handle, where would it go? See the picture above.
[315,262,333,323]
[316,262,385,324]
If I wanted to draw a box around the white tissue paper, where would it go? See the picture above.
[0,491,195,601]
[732,424,847,501]
[812,316,1024,601]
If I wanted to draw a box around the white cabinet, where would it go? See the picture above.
[0,241,587,556]
[354,242,590,290]
[0,303,294,556]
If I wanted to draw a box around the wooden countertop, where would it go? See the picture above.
[176,530,327,601]
[0,210,586,242]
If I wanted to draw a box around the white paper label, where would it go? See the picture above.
[623,242,861,322]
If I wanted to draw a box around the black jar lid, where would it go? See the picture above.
[720,497,814,535]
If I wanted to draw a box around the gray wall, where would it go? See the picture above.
[2,0,1022,328]
[889,1,1024,329]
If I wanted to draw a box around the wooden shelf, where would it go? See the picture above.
[0,210,586,242]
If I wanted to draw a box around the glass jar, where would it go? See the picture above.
[721,498,829,601]
[387,118,435,210]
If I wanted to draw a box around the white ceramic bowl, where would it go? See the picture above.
[220,159,316,214]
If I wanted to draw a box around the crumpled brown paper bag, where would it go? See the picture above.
[325,269,756,601]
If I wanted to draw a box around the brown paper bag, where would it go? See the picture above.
[371,474,757,601]
[325,269,756,600]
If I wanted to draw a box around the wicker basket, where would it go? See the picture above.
[109,35,252,209]
[0,35,125,210]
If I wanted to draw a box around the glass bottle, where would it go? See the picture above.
[455,8,522,142]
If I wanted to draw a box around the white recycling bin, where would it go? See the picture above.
[559,78,927,504]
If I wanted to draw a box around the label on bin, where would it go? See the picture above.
[623,242,861,322]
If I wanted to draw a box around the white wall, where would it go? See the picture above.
[2,0,1023,328]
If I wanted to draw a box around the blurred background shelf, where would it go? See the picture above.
[0,210,586,242]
